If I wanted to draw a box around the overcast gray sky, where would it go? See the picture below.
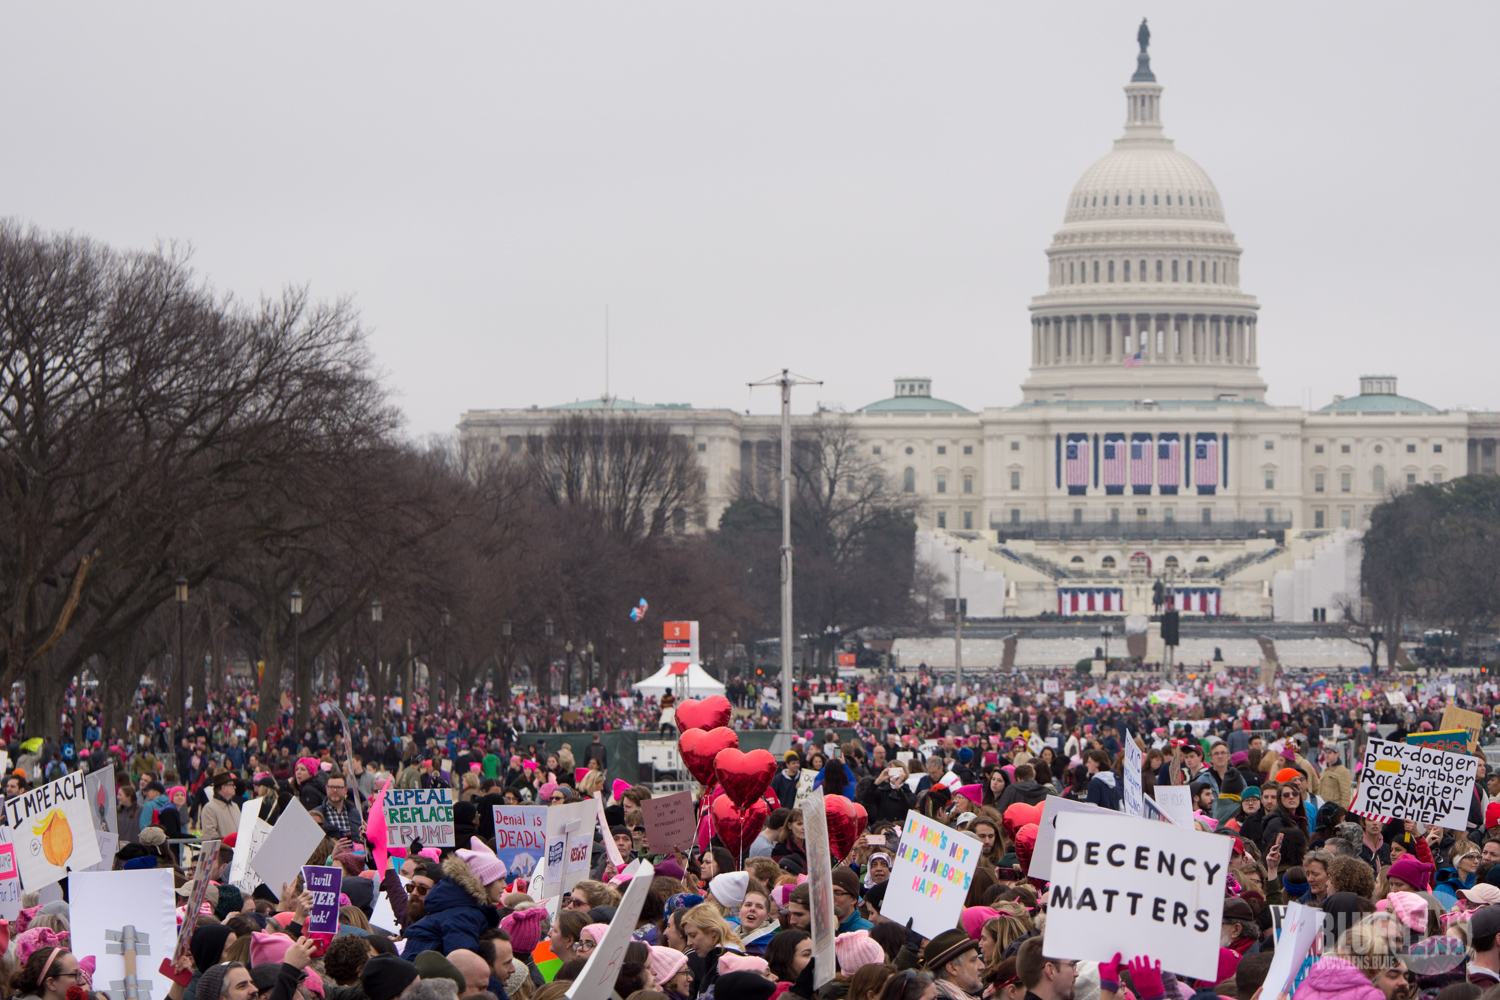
[5,4,1496,434]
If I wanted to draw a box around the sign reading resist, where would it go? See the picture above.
[1351,737,1478,831]
[1042,811,1230,982]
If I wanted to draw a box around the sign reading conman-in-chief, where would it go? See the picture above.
[1351,738,1478,832]
[1042,811,1231,982]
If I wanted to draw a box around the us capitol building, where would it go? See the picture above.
[461,28,1500,624]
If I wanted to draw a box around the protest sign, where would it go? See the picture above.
[5,770,103,889]
[566,861,656,1000]
[301,865,343,934]
[176,840,222,959]
[0,844,20,919]
[802,789,837,989]
[250,800,325,900]
[540,799,598,899]
[1278,691,1292,713]
[1152,786,1194,829]
[1042,810,1231,981]
[1440,706,1484,750]
[884,814,981,938]
[82,764,118,835]
[228,797,266,885]
[383,788,454,848]
[639,791,695,855]
[595,793,624,867]
[70,868,178,1000]
[79,830,119,872]
[1259,902,1322,1000]
[1063,691,1077,709]
[1406,729,1469,755]
[1030,797,1116,882]
[492,805,547,878]
[1351,738,1478,831]
[1122,729,1143,817]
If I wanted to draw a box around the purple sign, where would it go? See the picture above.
[301,865,343,934]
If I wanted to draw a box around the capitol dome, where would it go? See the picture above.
[1021,23,1265,406]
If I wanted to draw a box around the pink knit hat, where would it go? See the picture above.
[296,757,321,777]
[251,931,293,966]
[457,836,508,886]
[960,906,999,941]
[771,876,809,910]
[501,907,545,954]
[15,927,66,965]
[1387,855,1435,892]
[650,946,688,985]
[1377,891,1429,932]
[581,924,610,945]
[613,779,633,802]
[718,954,769,975]
[834,930,885,974]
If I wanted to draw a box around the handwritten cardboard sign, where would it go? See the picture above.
[1440,706,1484,751]
[883,814,981,939]
[1042,811,1230,981]
[638,792,695,855]
[802,790,836,989]
[383,788,454,848]
[301,865,343,934]
[492,806,547,878]
[6,770,103,890]
[1352,737,1478,831]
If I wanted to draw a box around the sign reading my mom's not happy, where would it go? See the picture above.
[881,814,981,938]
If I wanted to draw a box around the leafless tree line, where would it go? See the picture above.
[0,224,934,741]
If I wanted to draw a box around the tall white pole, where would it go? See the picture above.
[953,546,963,697]
[749,368,820,736]
[780,372,795,733]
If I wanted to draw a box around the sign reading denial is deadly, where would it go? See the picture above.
[1042,811,1230,982]
[1352,737,1478,831]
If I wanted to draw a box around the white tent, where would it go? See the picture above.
[632,661,726,698]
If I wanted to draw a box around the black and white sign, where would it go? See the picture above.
[1352,738,1478,831]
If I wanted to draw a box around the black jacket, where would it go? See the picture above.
[996,780,1049,813]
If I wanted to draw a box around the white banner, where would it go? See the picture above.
[884,814,981,939]
[1122,729,1143,817]
[249,800,325,900]
[566,862,656,1000]
[1021,797,1113,883]
[1259,902,1323,1000]
[540,800,598,900]
[802,790,837,989]
[1042,811,1231,981]
[1352,738,1479,831]
[1152,786,1195,829]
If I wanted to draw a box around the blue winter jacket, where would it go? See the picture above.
[400,857,500,955]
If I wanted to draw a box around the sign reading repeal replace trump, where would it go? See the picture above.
[382,788,455,848]
[1042,811,1230,982]
[883,814,981,938]
[1351,737,1478,831]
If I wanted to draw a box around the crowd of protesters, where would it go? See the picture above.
[6,662,1500,1000]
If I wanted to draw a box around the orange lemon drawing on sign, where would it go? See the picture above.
[32,810,72,867]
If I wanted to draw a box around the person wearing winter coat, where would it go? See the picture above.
[994,764,1049,813]
[401,843,506,955]
[1204,743,1247,823]
[771,755,802,809]
[857,768,915,824]
[1292,922,1409,1000]
[1083,751,1120,811]
[198,772,242,844]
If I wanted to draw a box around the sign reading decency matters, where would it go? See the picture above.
[1042,810,1230,982]
[882,814,981,938]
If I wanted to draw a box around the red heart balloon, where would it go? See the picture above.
[1014,822,1038,875]
[852,801,869,841]
[824,794,858,861]
[675,696,732,733]
[714,748,778,808]
[1002,801,1044,837]
[678,727,738,786]
[711,794,769,857]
